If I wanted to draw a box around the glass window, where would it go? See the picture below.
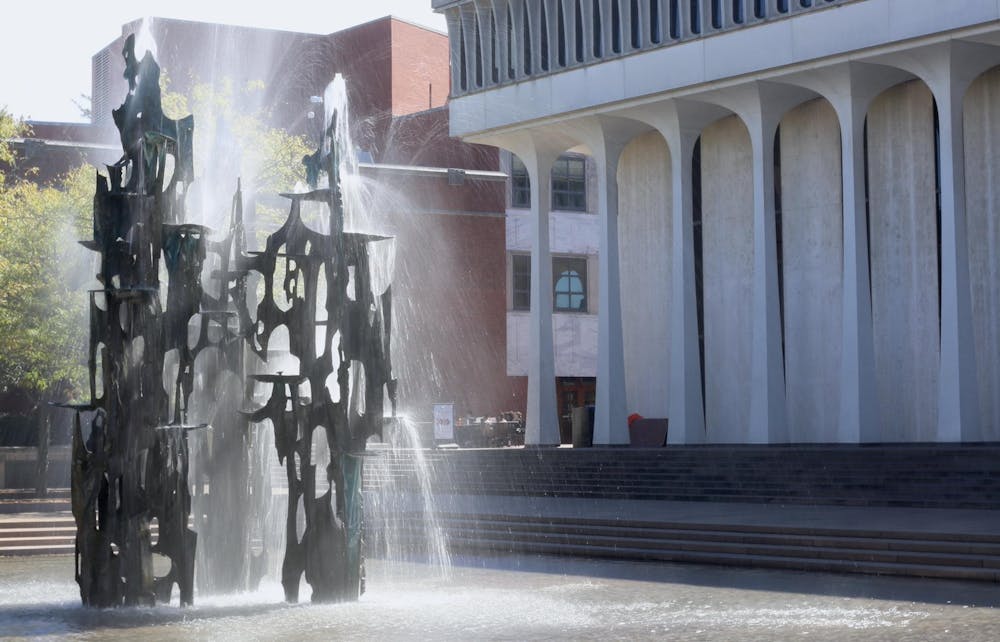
[511,155,531,208]
[551,156,587,211]
[553,257,588,312]
[510,255,589,313]
[512,254,531,311]
[509,154,587,211]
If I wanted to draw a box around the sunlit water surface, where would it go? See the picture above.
[3,555,1000,640]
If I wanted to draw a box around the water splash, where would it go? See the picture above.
[366,415,451,579]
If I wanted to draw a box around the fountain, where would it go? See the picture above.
[61,33,396,608]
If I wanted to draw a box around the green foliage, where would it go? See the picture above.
[0,159,91,397]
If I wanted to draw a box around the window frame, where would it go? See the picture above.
[552,256,588,313]
[511,253,531,311]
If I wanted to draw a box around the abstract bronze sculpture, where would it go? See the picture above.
[65,36,395,607]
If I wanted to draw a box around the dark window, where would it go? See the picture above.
[475,20,484,86]
[507,4,516,78]
[712,0,723,28]
[650,0,662,43]
[511,155,531,208]
[512,254,531,310]
[510,154,587,211]
[540,1,550,71]
[611,0,622,53]
[557,0,567,67]
[459,22,468,91]
[732,0,744,24]
[670,0,680,39]
[593,0,603,57]
[510,255,589,313]
[551,155,587,211]
[554,257,588,312]
[690,0,701,34]
[523,0,533,74]
[491,11,499,83]
[575,0,585,61]
[631,0,641,49]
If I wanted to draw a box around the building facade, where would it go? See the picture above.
[433,0,1000,446]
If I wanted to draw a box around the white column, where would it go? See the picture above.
[524,150,561,445]
[746,110,788,443]
[592,137,629,445]
[836,96,879,443]
[935,78,982,442]
[666,127,706,444]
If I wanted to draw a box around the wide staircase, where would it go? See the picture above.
[365,444,1000,582]
[364,444,1000,509]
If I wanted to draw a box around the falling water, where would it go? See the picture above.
[366,415,451,579]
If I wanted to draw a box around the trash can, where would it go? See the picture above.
[571,405,595,448]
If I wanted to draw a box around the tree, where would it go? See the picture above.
[0,77,312,405]
[0,110,91,398]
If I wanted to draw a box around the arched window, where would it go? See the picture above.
[690,0,701,35]
[670,0,680,39]
[754,0,765,19]
[554,258,588,312]
[711,0,723,29]
[575,0,585,61]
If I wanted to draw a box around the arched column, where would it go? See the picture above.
[621,98,730,443]
[574,117,645,445]
[869,41,1000,441]
[498,134,565,445]
[774,62,913,443]
[696,81,818,443]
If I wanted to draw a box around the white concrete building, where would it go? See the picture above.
[433,0,1000,446]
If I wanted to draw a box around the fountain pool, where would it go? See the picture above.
[3,554,1000,640]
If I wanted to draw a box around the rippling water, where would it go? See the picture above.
[3,555,1000,640]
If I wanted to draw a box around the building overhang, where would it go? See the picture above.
[446,0,1000,144]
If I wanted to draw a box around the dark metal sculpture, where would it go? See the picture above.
[65,34,201,607]
[241,107,397,603]
[64,36,395,607]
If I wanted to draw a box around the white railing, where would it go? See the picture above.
[434,0,863,97]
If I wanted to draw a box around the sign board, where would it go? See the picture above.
[433,403,454,441]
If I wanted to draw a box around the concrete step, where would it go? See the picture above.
[440,535,1000,582]
[422,516,1000,555]
[437,525,1000,570]
[374,511,1000,583]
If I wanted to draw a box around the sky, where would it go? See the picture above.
[0,2,447,123]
